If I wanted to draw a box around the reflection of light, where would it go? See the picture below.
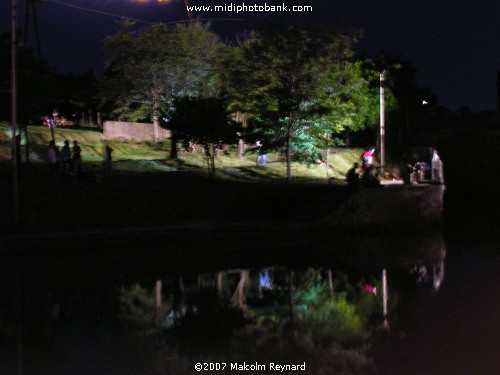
[433,260,445,292]
[259,269,273,289]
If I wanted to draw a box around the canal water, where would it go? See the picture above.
[0,204,498,374]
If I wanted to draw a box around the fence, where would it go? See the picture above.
[103,121,171,142]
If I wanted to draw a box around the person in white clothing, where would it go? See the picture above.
[47,141,58,177]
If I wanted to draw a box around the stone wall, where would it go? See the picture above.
[103,121,171,141]
[318,184,445,229]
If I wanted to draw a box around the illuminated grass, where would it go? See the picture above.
[0,122,362,181]
[0,123,366,231]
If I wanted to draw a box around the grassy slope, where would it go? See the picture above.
[0,123,362,232]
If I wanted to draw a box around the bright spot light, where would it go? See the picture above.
[422,100,428,105]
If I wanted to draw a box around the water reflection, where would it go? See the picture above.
[411,257,446,292]
[114,268,378,374]
[0,231,447,374]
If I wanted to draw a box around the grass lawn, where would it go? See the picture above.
[0,123,362,232]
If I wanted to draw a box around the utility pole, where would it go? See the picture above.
[12,0,19,224]
[382,268,389,329]
[184,0,193,24]
[379,64,401,175]
[379,71,386,175]
[23,0,42,58]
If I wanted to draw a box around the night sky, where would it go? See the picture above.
[1,0,499,111]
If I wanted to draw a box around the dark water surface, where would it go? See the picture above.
[370,237,499,375]
[1,203,498,375]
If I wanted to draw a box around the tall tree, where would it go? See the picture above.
[62,70,101,127]
[0,31,60,123]
[103,22,223,157]
[224,23,378,181]
[168,97,241,178]
[373,53,438,146]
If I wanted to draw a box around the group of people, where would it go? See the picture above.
[47,140,82,178]
[346,147,444,190]
[346,148,380,191]
[47,140,114,181]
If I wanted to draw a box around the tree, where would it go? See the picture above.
[373,53,438,146]
[62,70,101,127]
[0,31,61,123]
[224,23,378,181]
[168,97,241,178]
[103,22,223,157]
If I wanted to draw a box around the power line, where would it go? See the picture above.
[47,0,157,24]
[47,0,245,26]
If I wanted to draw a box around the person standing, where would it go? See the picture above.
[72,140,82,176]
[105,144,114,175]
[361,148,375,172]
[346,162,360,192]
[256,141,267,166]
[47,140,58,177]
[431,149,444,183]
[60,140,72,176]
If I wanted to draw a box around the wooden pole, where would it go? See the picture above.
[155,279,162,308]
[16,269,23,375]
[288,269,295,326]
[382,268,389,328]
[11,0,19,224]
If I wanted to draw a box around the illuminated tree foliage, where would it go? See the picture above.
[118,283,165,332]
[233,269,375,374]
[223,22,379,180]
[103,22,224,156]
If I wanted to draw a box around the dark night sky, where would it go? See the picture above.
[1,0,499,111]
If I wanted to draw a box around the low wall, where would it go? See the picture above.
[318,184,445,229]
[103,121,171,142]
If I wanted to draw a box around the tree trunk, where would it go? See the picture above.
[232,270,249,310]
[153,116,159,143]
[288,269,295,328]
[286,123,292,182]
[206,143,216,179]
[238,138,244,159]
[217,272,224,295]
[155,279,162,308]
[88,107,92,127]
[173,276,185,314]
[155,279,162,322]
[197,274,204,289]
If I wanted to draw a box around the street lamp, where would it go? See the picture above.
[379,63,401,175]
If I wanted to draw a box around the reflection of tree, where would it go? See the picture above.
[114,268,384,374]
[231,270,249,310]
[118,283,168,332]
[234,269,376,374]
